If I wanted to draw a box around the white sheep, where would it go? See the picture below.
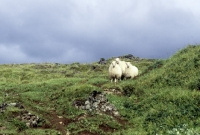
[108,60,122,84]
[124,62,138,79]
[115,58,126,80]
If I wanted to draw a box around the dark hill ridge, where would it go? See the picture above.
[136,45,200,90]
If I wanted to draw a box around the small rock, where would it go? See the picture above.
[113,111,120,117]
[26,115,31,120]
[98,58,106,65]
[0,103,7,108]
[66,130,70,135]
[8,103,17,106]
[31,120,38,127]
[92,102,99,109]
[85,101,90,105]
[106,106,112,111]
[85,104,91,110]
[57,116,63,119]
[79,106,85,110]
[57,132,61,135]
[26,123,30,127]
[110,104,117,111]
[74,105,79,109]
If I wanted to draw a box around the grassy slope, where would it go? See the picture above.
[136,45,200,90]
[0,45,200,134]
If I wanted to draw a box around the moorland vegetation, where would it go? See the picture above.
[0,45,200,134]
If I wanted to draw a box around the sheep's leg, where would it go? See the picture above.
[114,78,117,85]
[111,77,115,83]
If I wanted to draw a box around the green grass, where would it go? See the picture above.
[0,44,200,134]
[135,45,200,90]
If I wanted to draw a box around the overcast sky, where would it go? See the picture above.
[0,0,200,64]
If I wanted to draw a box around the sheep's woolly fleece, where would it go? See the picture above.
[124,62,138,79]
[108,61,122,83]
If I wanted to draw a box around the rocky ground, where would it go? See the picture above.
[0,102,45,128]
[0,89,125,135]
[72,90,120,117]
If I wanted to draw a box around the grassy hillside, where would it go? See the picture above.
[135,45,200,90]
[0,45,200,134]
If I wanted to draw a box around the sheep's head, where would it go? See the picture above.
[115,58,120,61]
[126,62,131,68]
[111,61,117,68]
[116,61,120,64]
[115,58,120,64]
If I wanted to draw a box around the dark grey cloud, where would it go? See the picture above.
[0,0,200,64]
